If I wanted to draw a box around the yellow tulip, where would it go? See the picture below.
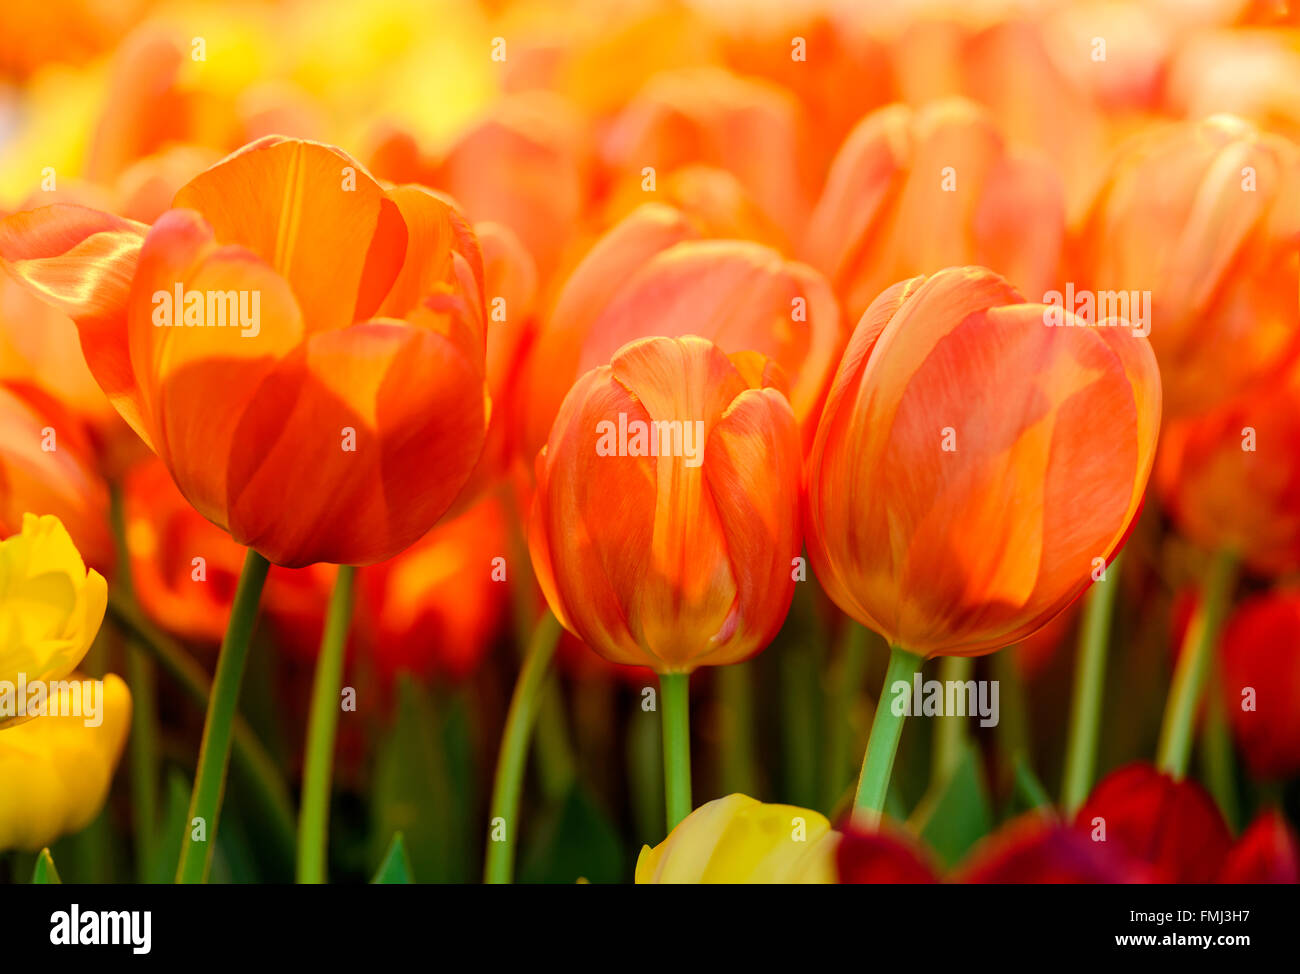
[0,673,131,851]
[0,513,108,688]
[635,794,839,884]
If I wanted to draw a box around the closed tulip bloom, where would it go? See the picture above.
[1218,810,1300,884]
[956,813,1146,883]
[806,267,1161,658]
[1078,115,1300,417]
[0,673,131,851]
[1218,588,1300,778]
[0,136,490,567]
[529,335,801,672]
[521,204,844,460]
[1156,370,1300,575]
[804,99,1065,325]
[635,794,838,884]
[1073,763,1231,884]
[0,513,107,691]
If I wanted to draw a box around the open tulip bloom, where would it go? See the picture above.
[4,1,1300,909]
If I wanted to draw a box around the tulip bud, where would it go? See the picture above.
[0,673,131,851]
[806,266,1160,657]
[529,335,801,672]
[0,513,107,689]
[635,794,838,883]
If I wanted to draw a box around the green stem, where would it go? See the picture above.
[108,482,160,883]
[718,663,757,797]
[484,611,562,884]
[1061,552,1123,815]
[932,655,973,785]
[660,672,693,831]
[1201,680,1240,829]
[1156,549,1238,779]
[296,565,357,884]
[854,645,925,824]
[104,592,295,857]
[175,549,270,884]
[825,623,871,809]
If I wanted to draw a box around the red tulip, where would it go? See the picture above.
[958,813,1147,883]
[1218,588,1300,778]
[1218,810,1300,883]
[1073,763,1232,883]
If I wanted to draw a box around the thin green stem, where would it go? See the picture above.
[718,663,757,798]
[660,672,692,831]
[175,549,270,884]
[108,482,160,883]
[1061,552,1124,815]
[854,645,925,825]
[1156,549,1238,779]
[1201,679,1240,829]
[296,565,357,884]
[932,655,973,785]
[104,592,295,855]
[825,623,871,809]
[484,611,562,884]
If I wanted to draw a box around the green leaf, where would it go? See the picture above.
[908,739,994,868]
[517,781,626,884]
[31,848,61,884]
[1011,752,1054,814]
[370,832,413,884]
[147,771,193,884]
[370,679,474,883]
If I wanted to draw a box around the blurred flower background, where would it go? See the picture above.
[1,0,1299,885]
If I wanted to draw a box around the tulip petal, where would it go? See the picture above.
[222,317,487,567]
[172,136,389,333]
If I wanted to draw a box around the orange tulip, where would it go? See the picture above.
[427,92,593,280]
[806,266,1160,658]
[520,204,845,461]
[353,496,509,682]
[0,136,490,567]
[602,66,816,244]
[1077,115,1300,417]
[0,381,112,571]
[122,456,332,645]
[804,98,1065,325]
[529,335,801,672]
[1156,368,1300,575]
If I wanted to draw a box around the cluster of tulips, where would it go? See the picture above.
[1,0,1299,885]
